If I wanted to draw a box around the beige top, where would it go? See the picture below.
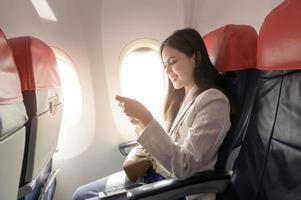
[137,88,231,200]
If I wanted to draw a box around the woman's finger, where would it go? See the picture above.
[115,95,132,103]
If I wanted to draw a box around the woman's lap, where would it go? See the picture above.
[73,169,186,200]
[72,171,133,200]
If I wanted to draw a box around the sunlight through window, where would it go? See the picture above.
[52,48,82,129]
[120,46,165,122]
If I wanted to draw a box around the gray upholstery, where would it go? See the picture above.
[20,89,63,191]
[0,102,26,200]
[25,90,63,182]
[0,28,27,200]
[0,102,27,137]
[0,128,25,200]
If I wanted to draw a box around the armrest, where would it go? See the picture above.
[127,170,232,200]
[118,140,139,156]
[97,170,231,200]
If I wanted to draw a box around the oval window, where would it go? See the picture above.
[119,39,166,123]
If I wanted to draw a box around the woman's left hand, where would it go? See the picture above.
[115,95,153,128]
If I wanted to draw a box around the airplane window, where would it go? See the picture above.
[120,42,166,123]
[52,48,83,129]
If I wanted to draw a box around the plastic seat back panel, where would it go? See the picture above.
[0,128,25,200]
[25,100,63,181]
[0,28,27,200]
[8,36,63,185]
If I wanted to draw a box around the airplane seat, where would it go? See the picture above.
[8,36,63,200]
[226,0,301,199]
[203,24,258,171]
[0,29,27,200]
[98,24,259,200]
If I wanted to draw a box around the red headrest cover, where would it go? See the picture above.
[257,0,301,70]
[204,24,258,72]
[0,29,23,104]
[8,36,60,91]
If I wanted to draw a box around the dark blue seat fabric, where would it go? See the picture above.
[226,69,301,200]
[215,70,260,171]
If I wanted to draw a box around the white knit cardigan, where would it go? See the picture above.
[137,87,231,200]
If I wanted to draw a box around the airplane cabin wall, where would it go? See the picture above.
[186,0,283,35]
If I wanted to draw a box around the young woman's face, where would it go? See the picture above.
[162,46,195,90]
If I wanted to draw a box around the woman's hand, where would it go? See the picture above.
[115,96,153,129]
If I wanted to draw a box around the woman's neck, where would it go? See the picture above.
[184,83,197,98]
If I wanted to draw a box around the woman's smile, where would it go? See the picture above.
[162,46,195,92]
[169,75,178,82]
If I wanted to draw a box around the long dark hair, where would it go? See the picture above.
[161,28,228,127]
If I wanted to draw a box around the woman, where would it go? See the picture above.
[73,28,231,200]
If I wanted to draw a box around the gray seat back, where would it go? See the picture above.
[0,28,27,200]
[8,36,63,184]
